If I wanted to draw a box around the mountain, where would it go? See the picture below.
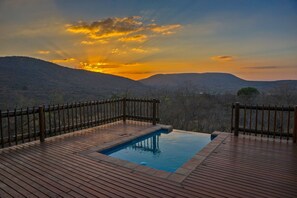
[139,73,297,93]
[0,56,146,108]
[1,56,296,108]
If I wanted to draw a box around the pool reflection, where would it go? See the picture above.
[128,134,161,154]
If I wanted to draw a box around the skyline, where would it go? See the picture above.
[0,0,297,80]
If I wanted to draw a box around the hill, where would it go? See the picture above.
[1,57,296,108]
[139,73,297,93]
[0,56,146,108]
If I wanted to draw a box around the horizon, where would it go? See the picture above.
[1,1,297,195]
[2,55,297,82]
[0,0,297,80]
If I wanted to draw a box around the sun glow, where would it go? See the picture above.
[79,61,111,73]
[1,0,295,81]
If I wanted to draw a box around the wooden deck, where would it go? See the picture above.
[0,121,296,198]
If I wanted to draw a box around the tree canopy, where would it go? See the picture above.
[237,87,260,97]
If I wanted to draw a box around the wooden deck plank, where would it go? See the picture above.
[189,169,297,196]
[0,187,13,198]
[0,173,32,197]
[0,162,56,197]
[185,172,296,198]
[183,134,297,198]
[0,153,116,198]
[0,153,98,198]
[195,159,297,185]
[0,121,296,198]
[7,152,153,198]
[11,130,197,197]
[4,141,185,198]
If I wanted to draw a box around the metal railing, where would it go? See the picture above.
[0,98,160,148]
[231,103,297,142]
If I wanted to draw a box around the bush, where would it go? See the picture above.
[237,87,260,97]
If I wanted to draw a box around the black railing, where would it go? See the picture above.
[0,98,160,148]
[125,98,159,124]
[231,103,297,143]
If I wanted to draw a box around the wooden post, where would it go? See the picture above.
[122,97,126,123]
[231,103,234,132]
[234,102,240,136]
[293,106,297,143]
[39,106,45,143]
[152,99,157,125]
[0,110,3,148]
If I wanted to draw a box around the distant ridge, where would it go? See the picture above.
[139,73,297,93]
[1,56,296,108]
[0,56,146,108]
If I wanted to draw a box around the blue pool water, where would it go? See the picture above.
[100,129,214,172]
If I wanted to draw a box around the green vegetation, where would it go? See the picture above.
[1,85,296,133]
[237,87,260,97]
[138,85,296,133]
[1,57,297,133]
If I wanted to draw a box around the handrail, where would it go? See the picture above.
[231,102,297,143]
[0,98,160,148]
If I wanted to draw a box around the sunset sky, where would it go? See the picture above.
[0,0,296,80]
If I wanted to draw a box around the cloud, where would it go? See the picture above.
[121,62,141,66]
[111,48,120,54]
[79,62,120,69]
[118,34,148,42]
[149,24,181,35]
[111,48,127,55]
[211,55,234,62]
[78,61,128,72]
[78,60,144,73]
[79,61,141,68]
[51,58,75,63]
[37,50,50,54]
[242,66,279,70]
[80,40,108,45]
[66,16,144,39]
[131,47,159,54]
[80,40,95,45]
[116,71,154,74]
[66,16,181,43]
[131,48,148,53]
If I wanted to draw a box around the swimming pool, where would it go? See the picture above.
[100,129,214,172]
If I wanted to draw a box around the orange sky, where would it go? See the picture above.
[0,0,296,80]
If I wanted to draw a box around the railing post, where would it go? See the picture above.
[231,103,234,132]
[152,99,157,125]
[122,97,126,123]
[234,102,240,136]
[39,106,45,143]
[293,106,297,143]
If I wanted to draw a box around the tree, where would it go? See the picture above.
[237,87,260,97]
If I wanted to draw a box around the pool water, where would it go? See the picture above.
[100,129,213,172]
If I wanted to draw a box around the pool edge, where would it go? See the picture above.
[79,127,230,184]
[172,131,230,182]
